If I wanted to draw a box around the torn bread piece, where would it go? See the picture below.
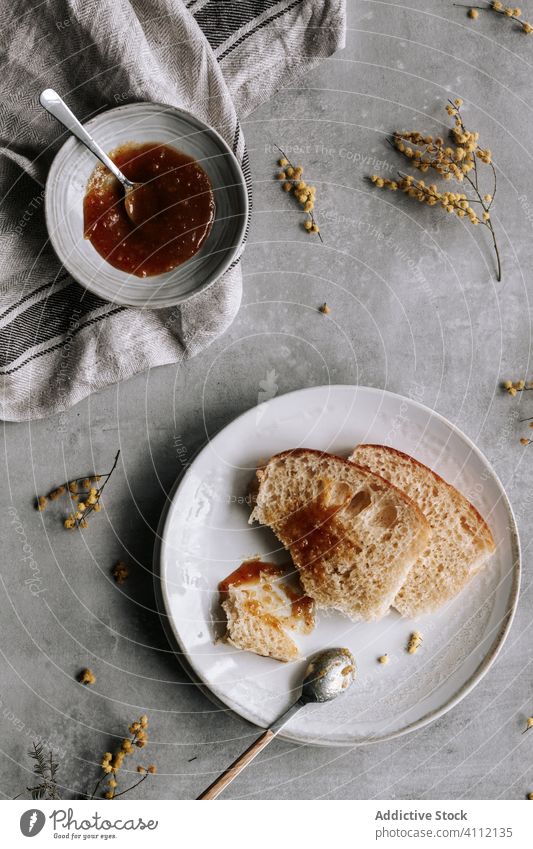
[249,449,431,621]
[219,559,315,662]
[349,444,495,618]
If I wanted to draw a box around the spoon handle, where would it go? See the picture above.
[197,729,275,800]
[39,89,132,188]
[197,699,304,800]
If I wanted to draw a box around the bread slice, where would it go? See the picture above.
[249,450,431,621]
[349,444,495,617]
[219,559,315,662]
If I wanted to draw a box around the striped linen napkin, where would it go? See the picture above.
[0,0,345,420]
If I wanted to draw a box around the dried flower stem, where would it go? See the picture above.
[36,449,121,529]
[373,99,501,280]
[65,449,120,529]
[73,449,120,526]
[89,767,150,801]
[394,170,469,213]
[90,774,106,800]
[452,104,501,280]
[274,143,323,242]
[91,714,154,800]
[454,2,533,33]
[112,773,148,799]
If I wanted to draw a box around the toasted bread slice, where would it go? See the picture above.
[219,559,315,662]
[349,444,495,618]
[249,450,431,621]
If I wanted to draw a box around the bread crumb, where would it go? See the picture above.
[319,303,331,315]
[378,654,389,665]
[78,668,96,685]
[407,631,423,654]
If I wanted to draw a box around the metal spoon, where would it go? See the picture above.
[197,647,356,800]
[39,89,144,225]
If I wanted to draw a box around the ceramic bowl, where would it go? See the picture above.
[44,101,249,308]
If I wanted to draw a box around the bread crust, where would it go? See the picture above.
[259,447,431,529]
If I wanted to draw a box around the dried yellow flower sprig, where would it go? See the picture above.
[503,378,533,397]
[370,100,501,280]
[456,2,533,33]
[91,715,156,800]
[36,450,120,530]
[370,173,480,221]
[275,144,322,239]
[502,380,533,443]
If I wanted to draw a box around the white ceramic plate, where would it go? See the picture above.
[44,102,249,308]
[157,385,520,746]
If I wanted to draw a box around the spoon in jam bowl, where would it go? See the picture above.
[197,648,356,800]
[39,89,144,225]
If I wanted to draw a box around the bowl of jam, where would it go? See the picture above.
[44,102,249,308]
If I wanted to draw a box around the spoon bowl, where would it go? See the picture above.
[302,648,357,703]
[122,181,146,226]
[122,178,181,230]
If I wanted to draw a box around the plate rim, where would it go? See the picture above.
[155,384,521,747]
[44,100,249,308]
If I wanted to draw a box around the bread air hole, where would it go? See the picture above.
[319,479,352,507]
[347,489,372,516]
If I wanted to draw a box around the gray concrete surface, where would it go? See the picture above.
[2,0,533,800]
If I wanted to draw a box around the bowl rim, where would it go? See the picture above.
[44,100,249,309]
